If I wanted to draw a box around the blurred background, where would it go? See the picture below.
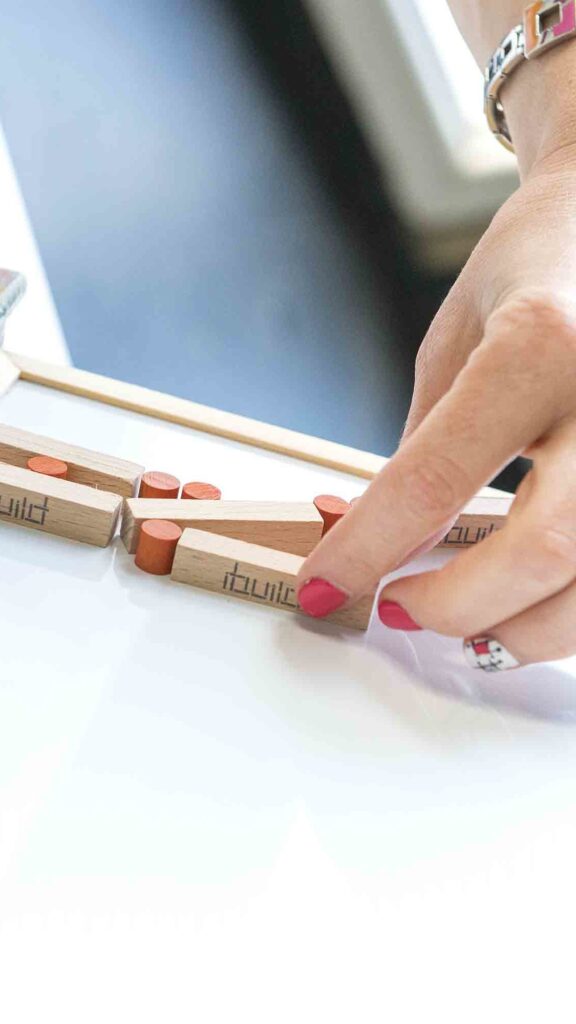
[0,0,518,460]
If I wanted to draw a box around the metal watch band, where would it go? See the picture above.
[484,1,576,152]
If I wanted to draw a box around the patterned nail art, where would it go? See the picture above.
[463,636,520,672]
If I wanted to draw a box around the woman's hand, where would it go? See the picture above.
[296,151,576,671]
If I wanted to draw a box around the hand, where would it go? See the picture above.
[296,150,576,671]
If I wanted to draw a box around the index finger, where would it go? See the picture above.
[296,294,576,615]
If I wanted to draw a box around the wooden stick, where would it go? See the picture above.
[0,422,143,497]
[0,463,122,546]
[7,353,385,479]
[121,500,324,556]
[171,528,375,631]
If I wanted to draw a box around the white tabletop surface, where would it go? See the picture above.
[0,379,573,1024]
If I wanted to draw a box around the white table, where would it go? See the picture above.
[0,376,573,1024]
[0,117,574,1023]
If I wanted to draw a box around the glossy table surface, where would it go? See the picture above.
[0,379,573,1023]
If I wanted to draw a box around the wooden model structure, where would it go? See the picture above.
[0,269,513,632]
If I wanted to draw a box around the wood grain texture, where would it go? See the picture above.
[171,528,375,631]
[0,421,143,497]
[438,495,513,548]
[0,462,122,546]
[121,500,324,555]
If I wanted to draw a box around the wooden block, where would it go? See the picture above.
[121,500,324,556]
[0,422,143,497]
[439,495,513,549]
[0,462,122,546]
[171,528,375,631]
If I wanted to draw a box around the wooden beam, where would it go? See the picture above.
[171,528,375,631]
[438,495,513,548]
[122,492,513,560]
[0,462,122,546]
[121,500,324,556]
[0,422,143,497]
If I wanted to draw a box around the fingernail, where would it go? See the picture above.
[378,600,422,632]
[297,578,348,618]
[463,636,520,672]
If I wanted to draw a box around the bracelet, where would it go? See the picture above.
[485,1,576,152]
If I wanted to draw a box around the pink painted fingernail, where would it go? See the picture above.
[378,600,422,631]
[297,578,348,618]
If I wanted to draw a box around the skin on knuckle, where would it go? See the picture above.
[517,524,576,588]
[396,453,470,524]
[487,291,576,365]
